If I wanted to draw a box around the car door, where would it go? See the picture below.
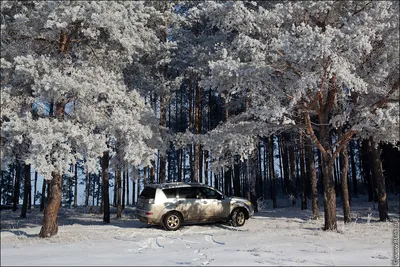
[200,187,230,221]
[175,187,204,222]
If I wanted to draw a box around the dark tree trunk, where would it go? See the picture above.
[126,168,129,206]
[33,171,38,207]
[102,151,110,223]
[233,156,241,197]
[116,168,122,219]
[299,130,307,210]
[177,149,182,182]
[85,172,89,206]
[369,138,390,221]
[269,136,277,208]
[12,163,21,211]
[349,140,358,196]
[74,163,78,208]
[204,150,209,185]
[361,139,374,202]
[281,134,290,195]
[40,179,46,212]
[39,171,62,238]
[288,134,297,206]
[21,164,31,218]
[122,167,126,210]
[340,143,351,223]
[306,138,319,220]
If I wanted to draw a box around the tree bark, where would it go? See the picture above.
[349,140,358,196]
[39,171,62,238]
[269,136,277,208]
[369,138,390,221]
[122,167,126,210]
[288,134,297,206]
[233,156,241,197]
[306,138,319,220]
[85,171,89,206]
[21,164,31,218]
[126,168,129,206]
[74,163,78,208]
[299,128,307,210]
[159,96,167,184]
[12,163,21,211]
[40,179,46,212]
[361,139,374,202]
[102,151,110,223]
[33,171,38,207]
[340,143,351,223]
[116,168,122,219]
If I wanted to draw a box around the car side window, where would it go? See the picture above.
[200,188,223,200]
[178,187,198,199]
[163,188,177,198]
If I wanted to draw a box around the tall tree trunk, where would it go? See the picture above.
[85,171,89,206]
[233,155,241,197]
[277,136,284,194]
[299,127,307,210]
[204,150,209,185]
[361,139,374,202]
[21,164,31,218]
[281,134,290,195]
[159,96,167,184]
[306,138,319,219]
[116,168,122,219]
[269,136,277,208]
[97,171,101,206]
[39,171,62,238]
[12,163,21,211]
[349,140,358,197]
[40,179,46,212]
[177,149,182,182]
[122,167,126,210]
[102,151,110,223]
[288,134,297,206]
[340,142,351,223]
[126,168,129,206]
[369,138,390,221]
[33,171,38,207]
[74,163,78,208]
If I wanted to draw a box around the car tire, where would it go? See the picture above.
[231,208,246,227]
[163,211,182,231]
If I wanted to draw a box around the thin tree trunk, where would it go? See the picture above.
[361,139,374,201]
[281,134,290,195]
[12,163,21,211]
[340,141,351,223]
[299,127,307,210]
[269,136,277,208]
[233,156,241,197]
[97,171,101,206]
[102,151,110,223]
[116,168,122,219]
[33,171,38,207]
[306,138,319,219]
[348,140,358,197]
[122,167,126,210]
[369,138,390,221]
[159,96,167,184]
[39,171,62,238]
[21,164,31,218]
[126,168,129,206]
[85,171,89,206]
[74,163,78,208]
[204,150,209,185]
[288,134,297,206]
[40,179,46,212]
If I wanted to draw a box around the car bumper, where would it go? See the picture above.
[135,207,160,225]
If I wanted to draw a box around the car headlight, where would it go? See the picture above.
[247,201,252,205]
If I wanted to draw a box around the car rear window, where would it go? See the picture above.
[163,188,177,198]
[140,187,156,199]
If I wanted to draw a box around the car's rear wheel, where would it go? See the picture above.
[231,208,246,227]
[163,211,182,231]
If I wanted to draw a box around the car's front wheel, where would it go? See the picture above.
[163,211,183,231]
[231,208,246,227]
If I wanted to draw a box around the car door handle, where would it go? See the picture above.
[201,201,207,204]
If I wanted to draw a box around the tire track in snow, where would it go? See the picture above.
[204,234,226,245]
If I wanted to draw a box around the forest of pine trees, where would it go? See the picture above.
[1,1,399,237]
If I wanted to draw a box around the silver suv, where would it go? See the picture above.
[135,182,254,231]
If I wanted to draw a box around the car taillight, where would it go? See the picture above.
[145,212,153,215]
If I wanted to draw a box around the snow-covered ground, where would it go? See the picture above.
[1,195,399,266]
